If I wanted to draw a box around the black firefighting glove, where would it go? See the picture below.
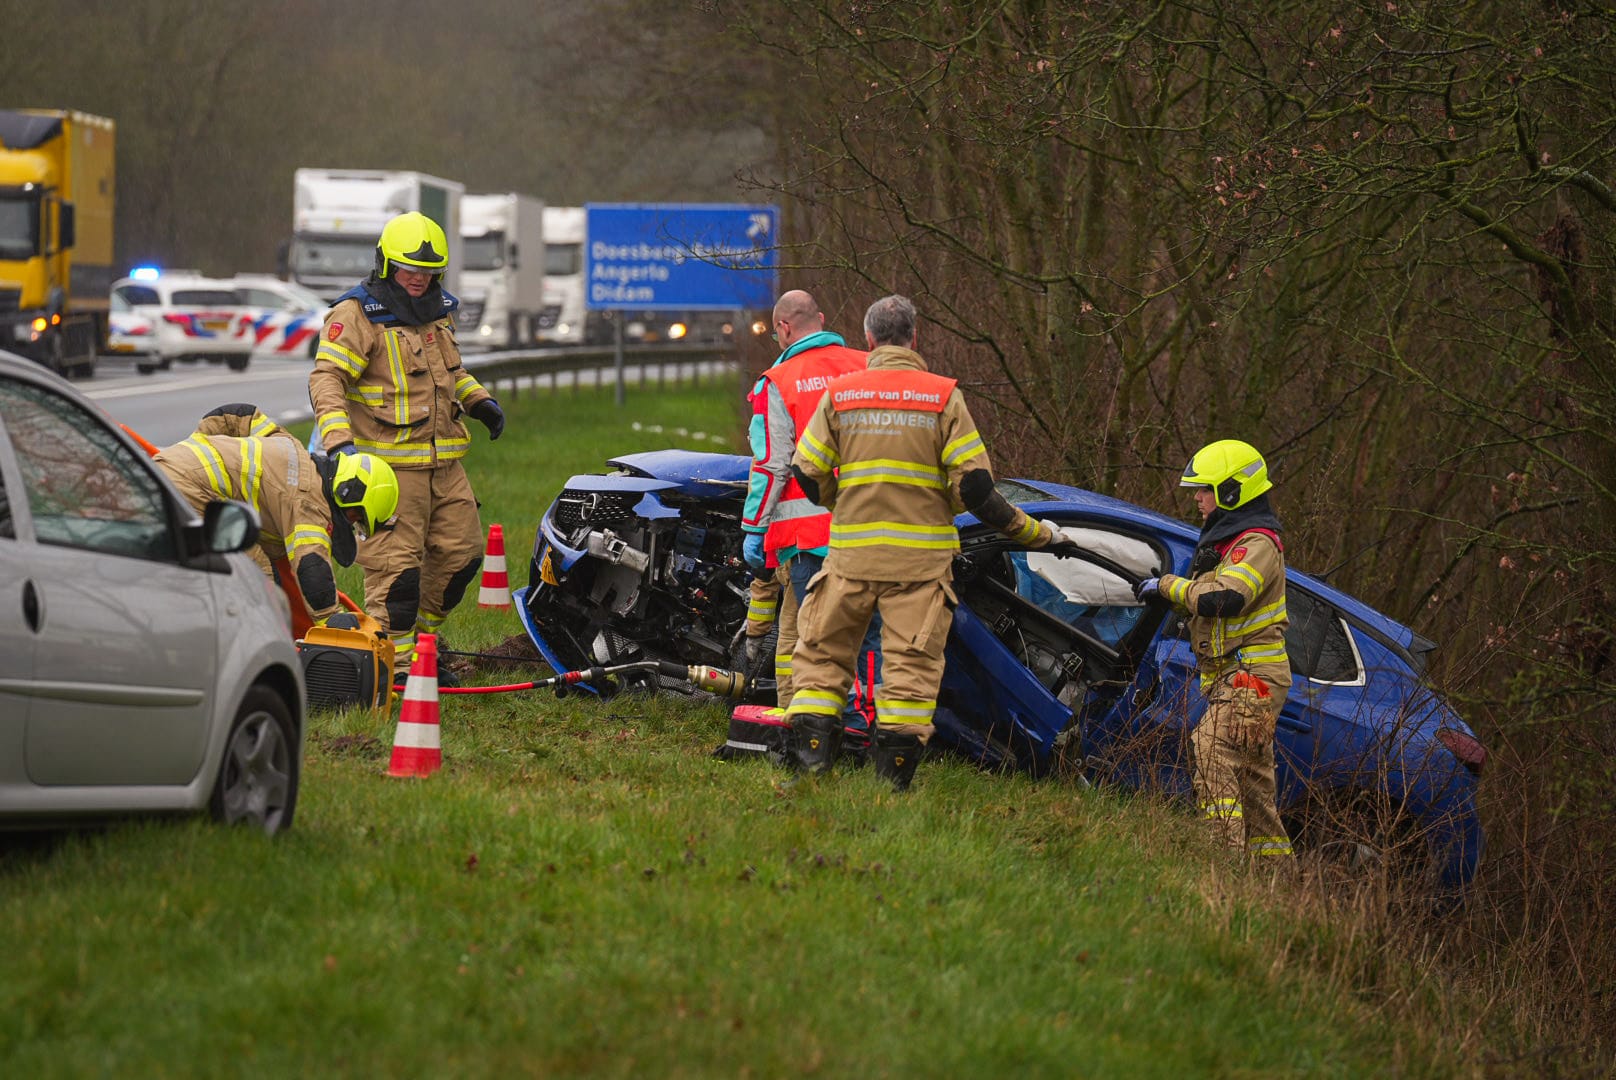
[470,398,505,441]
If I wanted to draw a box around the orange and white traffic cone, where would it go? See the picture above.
[388,632,442,778]
[477,523,512,609]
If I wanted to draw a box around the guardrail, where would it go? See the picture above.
[464,342,743,400]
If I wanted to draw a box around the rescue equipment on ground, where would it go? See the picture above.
[712,703,869,764]
[714,704,791,763]
[388,632,443,778]
[390,660,749,699]
[297,602,395,711]
[478,523,512,609]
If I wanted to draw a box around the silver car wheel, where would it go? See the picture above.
[212,688,298,835]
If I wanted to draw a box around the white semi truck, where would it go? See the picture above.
[288,168,463,302]
[459,192,546,348]
[534,205,590,345]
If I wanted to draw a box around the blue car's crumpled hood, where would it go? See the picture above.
[606,449,751,500]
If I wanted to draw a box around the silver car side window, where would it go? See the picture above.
[0,382,177,562]
[0,446,12,539]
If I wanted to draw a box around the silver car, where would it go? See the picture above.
[0,351,305,833]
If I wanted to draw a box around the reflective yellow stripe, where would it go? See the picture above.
[237,438,263,511]
[1203,798,1243,820]
[797,429,838,471]
[351,436,471,466]
[875,698,935,724]
[1165,577,1191,606]
[941,430,985,466]
[355,442,435,466]
[1225,597,1287,636]
[391,633,415,671]
[1008,515,1041,544]
[316,340,367,377]
[837,458,946,489]
[181,436,232,498]
[454,373,484,402]
[1224,562,1263,592]
[345,385,384,408]
[317,412,352,439]
[1238,643,1289,664]
[385,332,409,429]
[290,525,332,554]
[1248,837,1294,856]
[785,689,843,717]
[829,520,958,549]
[249,414,277,438]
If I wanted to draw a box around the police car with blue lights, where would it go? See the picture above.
[109,267,257,374]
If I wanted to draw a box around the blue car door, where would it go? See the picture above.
[1107,619,1315,807]
[936,603,1075,773]
[936,525,1166,775]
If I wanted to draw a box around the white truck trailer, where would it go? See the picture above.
[459,192,546,348]
[288,168,463,302]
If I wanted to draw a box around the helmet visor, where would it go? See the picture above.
[390,260,442,278]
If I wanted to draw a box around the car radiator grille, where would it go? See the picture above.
[0,289,20,315]
[554,490,641,531]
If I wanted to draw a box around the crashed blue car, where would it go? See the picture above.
[516,450,1485,890]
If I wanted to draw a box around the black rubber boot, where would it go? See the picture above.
[436,653,461,688]
[788,714,841,776]
[874,730,923,792]
[839,723,871,769]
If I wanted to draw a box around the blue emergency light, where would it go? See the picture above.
[129,266,161,281]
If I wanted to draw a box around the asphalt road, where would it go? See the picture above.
[83,353,319,445]
[79,348,736,447]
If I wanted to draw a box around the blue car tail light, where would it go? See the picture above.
[1436,727,1487,774]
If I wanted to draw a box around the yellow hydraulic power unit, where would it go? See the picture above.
[297,608,395,710]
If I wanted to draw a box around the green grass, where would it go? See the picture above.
[0,378,1476,1078]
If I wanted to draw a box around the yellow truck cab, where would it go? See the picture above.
[0,109,114,379]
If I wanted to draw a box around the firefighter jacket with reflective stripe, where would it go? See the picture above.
[793,345,1054,582]
[309,286,491,470]
[1159,529,1290,685]
[743,338,868,559]
[153,433,338,621]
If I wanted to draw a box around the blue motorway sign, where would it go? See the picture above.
[585,203,779,311]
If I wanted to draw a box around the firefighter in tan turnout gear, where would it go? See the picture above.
[742,289,878,737]
[1134,440,1294,859]
[153,404,399,630]
[308,211,506,680]
[786,294,1082,790]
